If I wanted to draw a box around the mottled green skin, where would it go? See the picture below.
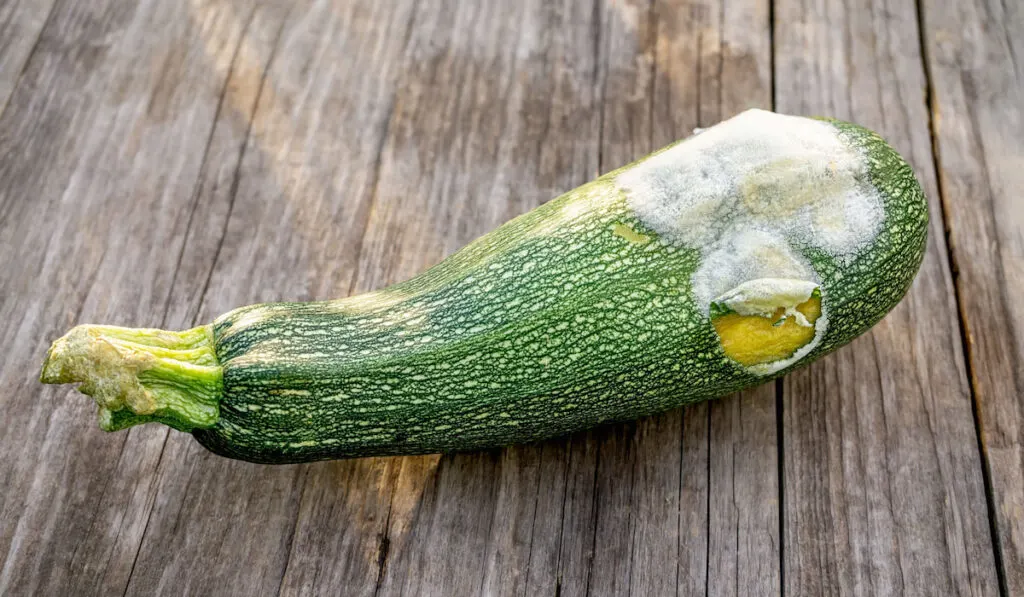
[193,121,927,464]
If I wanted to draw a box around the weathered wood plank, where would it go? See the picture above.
[604,0,781,594]
[586,2,661,594]
[921,0,1024,591]
[464,0,778,595]
[774,0,1002,594]
[362,1,605,594]
[123,1,426,595]
[119,4,308,593]
[0,0,265,593]
[0,0,57,119]
[649,5,713,593]
[683,0,781,595]
[707,388,780,597]
[81,6,290,589]
[653,0,780,595]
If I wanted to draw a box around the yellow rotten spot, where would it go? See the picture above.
[712,293,822,367]
[706,278,825,371]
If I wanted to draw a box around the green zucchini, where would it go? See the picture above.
[40,110,927,464]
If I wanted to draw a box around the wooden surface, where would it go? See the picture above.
[0,0,1018,594]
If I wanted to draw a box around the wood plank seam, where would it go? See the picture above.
[275,467,310,597]
[714,0,724,119]
[69,242,110,324]
[768,0,776,110]
[554,442,574,597]
[65,429,133,575]
[591,0,606,179]
[373,461,403,597]
[474,459,503,597]
[997,0,1019,79]
[704,410,711,596]
[194,6,294,323]
[770,2,784,594]
[913,0,1012,594]
[583,444,604,597]
[645,0,657,153]
[374,502,394,595]
[624,452,638,597]
[673,412,683,594]
[934,208,1011,597]
[700,409,708,593]
[116,433,167,597]
[517,449,546,597]
[868,332,911,595]
[694,30,702,125]
[627,2,661,595]
[774,379,784,597]
[582,0,608,594]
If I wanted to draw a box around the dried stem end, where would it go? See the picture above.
[40,324,222,432]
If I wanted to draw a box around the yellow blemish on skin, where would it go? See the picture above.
[270,389,311,396]
[217,306,273,335]
[527,187,610,237]
[330,290,419,314]
[712,294,822,367]
[612,223,651,244]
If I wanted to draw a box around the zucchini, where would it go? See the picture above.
[40,110,927,464]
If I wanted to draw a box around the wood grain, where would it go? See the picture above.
[678,1,781,595]
[0,0,1014,595]
[774,0,1002,594]
[0,0,268,593]
[587,2,670,595]
[920,0,1024,591]
[127,1,424,595]
[0,0,57,119]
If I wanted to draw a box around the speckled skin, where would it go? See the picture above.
[192,120,927,464]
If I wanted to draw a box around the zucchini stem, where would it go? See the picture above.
[40,324,222,432]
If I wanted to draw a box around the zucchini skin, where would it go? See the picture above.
[191,120,927,464]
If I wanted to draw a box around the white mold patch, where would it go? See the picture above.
[616,109,884,313]
[691,229,816,316]
[713,278,819,322]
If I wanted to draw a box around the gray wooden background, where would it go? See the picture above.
[1,0,1020,595]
